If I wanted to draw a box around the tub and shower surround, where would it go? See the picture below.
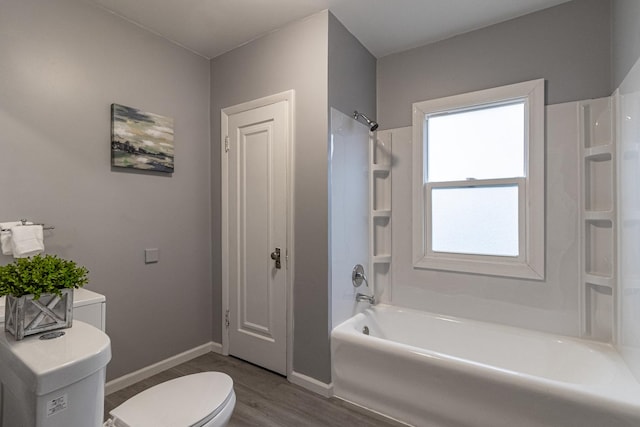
[329,99,638,426]
[331,305,640,427]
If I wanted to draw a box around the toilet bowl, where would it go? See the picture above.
[105,371,236,427]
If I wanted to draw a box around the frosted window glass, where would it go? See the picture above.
[427,103,525,182]
[431,185,519,256]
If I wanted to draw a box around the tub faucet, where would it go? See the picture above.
[356,293,376,304]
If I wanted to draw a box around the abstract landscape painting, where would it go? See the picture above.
[111,103,174,173]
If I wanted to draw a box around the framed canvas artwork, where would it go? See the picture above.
[111,103,174,173]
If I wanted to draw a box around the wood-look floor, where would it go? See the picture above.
[104,352,406,427]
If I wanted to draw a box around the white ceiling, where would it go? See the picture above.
[88,0,572,59]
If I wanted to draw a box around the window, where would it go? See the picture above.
[412,79,544,279]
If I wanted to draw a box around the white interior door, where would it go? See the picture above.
[224,99,289,375]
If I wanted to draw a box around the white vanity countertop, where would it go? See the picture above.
[0,288,105,321]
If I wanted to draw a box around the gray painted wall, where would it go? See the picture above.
[0,0,212,381]
[210,12,331,382]
[377,0,612,130]
[613,0,640,88]
[328,13,377,121]
[210,12,375,384]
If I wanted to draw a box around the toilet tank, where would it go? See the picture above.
[0,321,111,427]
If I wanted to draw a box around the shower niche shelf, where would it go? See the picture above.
[584,144,613,160]
[370,131,392,302]
[372,210,391,219]
[579,97,616,342]
[583,273,614,288]
[372,255,392,263]
[372,165,391,177]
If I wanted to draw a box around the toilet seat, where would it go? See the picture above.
[108,372,234,427]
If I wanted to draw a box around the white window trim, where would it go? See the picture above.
[412,79,545,280]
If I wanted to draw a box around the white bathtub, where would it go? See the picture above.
[331,305,640,427]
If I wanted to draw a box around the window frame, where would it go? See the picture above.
[412,79,545,280]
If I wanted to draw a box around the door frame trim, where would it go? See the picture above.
[220,90,295,378]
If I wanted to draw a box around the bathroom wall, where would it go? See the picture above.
[210,12,332,383]
[329,108,369,329]
[0,0,212,381]
[612,0,640,88]
[328,13,376,122]
[210,12,374,384]
[377,0,612,130]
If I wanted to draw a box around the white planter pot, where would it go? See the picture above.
[4,289,73,340]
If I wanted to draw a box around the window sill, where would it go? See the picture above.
[413,255,545,280]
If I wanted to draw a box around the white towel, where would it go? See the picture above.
[10,224,44,258]
[0,221,22,255]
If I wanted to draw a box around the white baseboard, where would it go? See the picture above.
[288,371,333,398]
[106,341,222,395]
[209,341,223,354]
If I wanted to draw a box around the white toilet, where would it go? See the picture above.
[0,320,112,427]
[0,319,235,427]
[105,371,236,427]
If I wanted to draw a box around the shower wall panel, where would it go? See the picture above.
[618,56,640,381]
[329,108,369,328]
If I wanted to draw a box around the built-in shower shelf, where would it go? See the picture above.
[372,164,391,175]
[584,144,614,160]
[370,131,393,302]
[579,97,616,343]
[584,273,614,288]
[372,255,391,264]
[584,211,614,222]
[372,210,391,219]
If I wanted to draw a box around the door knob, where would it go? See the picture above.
[270,248,281,269]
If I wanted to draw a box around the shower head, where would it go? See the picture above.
[353,110,379,132]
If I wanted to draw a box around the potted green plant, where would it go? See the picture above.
[0,254,89,340]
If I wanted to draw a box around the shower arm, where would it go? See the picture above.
[353,110,379,132]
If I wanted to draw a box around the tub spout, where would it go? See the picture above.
[356,293,376,304]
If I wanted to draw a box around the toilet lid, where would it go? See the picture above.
[110,372,234,427]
